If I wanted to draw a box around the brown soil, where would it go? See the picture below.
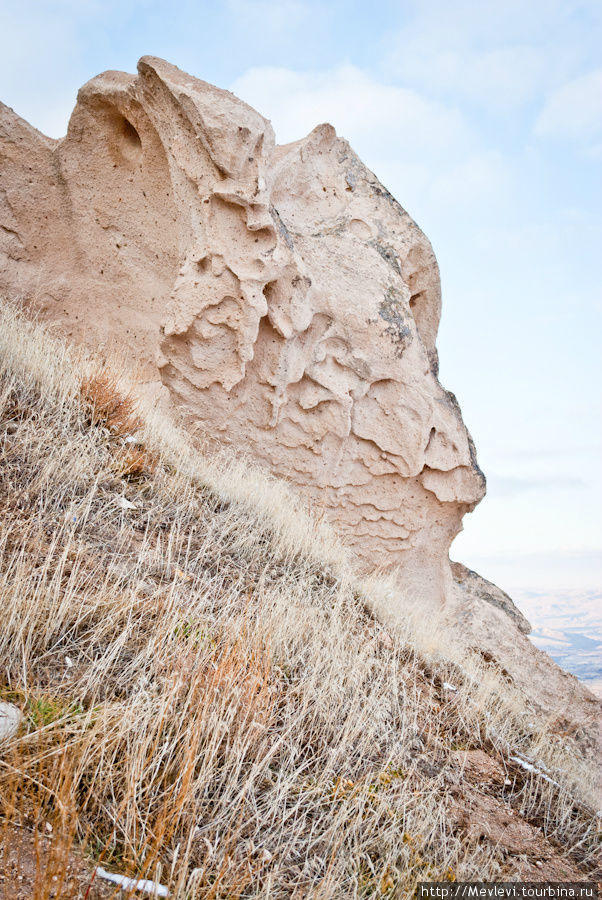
[0,824,114,899]
[448,750,600,882]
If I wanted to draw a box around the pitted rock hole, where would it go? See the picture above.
[349,218,371,240]
[113,114,142,168]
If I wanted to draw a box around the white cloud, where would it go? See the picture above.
[584,142,602,160]
[225,0,309,42]
[427,151,511,210]
[488,474,587,498]
[383,0,598,111]
[387,41,556,111]
[535,69,602,143]
[231,63,473,154]
[394,0,594,45]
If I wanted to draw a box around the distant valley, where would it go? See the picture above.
[514,589,602,698]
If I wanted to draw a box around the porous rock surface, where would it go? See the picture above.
[0,56,485,610]
[2,57,601,746]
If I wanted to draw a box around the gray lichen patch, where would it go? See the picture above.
[378,287,412,357]
[369,239,402,275]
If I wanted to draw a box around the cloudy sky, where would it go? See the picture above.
[2,0,600,592]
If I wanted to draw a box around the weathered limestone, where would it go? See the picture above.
[451,562,532,635]
[0,57,485,609]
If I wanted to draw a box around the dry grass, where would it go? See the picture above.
[80,373,142,438]
[0,299,599,897]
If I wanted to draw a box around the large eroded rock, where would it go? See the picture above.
[3,56,484,608]
[2,58,601,749]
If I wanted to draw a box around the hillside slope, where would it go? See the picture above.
[0,301,600,897]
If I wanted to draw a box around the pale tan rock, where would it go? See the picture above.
[0,57,485,611]
[449,570,602,767]
[451,561,532,634]
[2,58,600,751]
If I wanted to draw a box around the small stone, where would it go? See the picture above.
[378,631,394,651]
[116,496,137,510]
[0,702,22,742]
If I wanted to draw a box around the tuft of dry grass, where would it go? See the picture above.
[80,373,142,438]
[0,299,599,897]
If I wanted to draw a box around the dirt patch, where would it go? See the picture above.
[447,751,596,881]
[0,824,114,900]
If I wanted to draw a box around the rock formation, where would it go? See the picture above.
[3,56,602,749]
[451,562,531,635]
[0,56,486,611]
[448,566,601,760]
